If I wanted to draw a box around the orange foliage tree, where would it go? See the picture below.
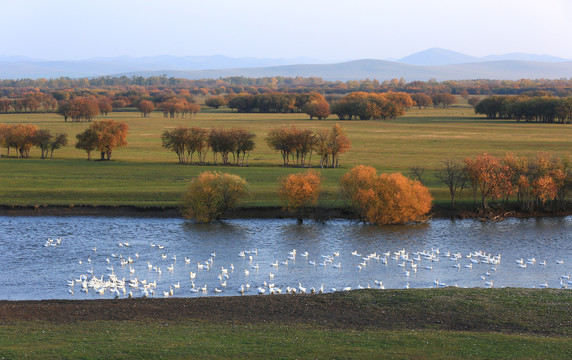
[182,171,248,223]
[340,166,432,224]
[278,170,322,223]
[76,120,128,160]
[4,124,38,158]
[464,153,512,209]
[137,100,154,117]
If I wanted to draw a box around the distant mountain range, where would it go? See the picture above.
[396,48,569,66]
[0,48,571,81]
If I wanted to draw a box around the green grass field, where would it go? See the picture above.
[1,289,571,359]
[2,323,570,359]
[1,104,571,207]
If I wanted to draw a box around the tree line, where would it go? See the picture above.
[1,75,571,98]
[162,124,351,168]
[183,167,432,225]
[265,124,350,168]
[475,95,572,123]
[431,152,571,211]
[0,120,129,161]
[0,124,68,159]
[225,92,328,114]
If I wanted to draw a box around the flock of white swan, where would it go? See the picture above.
[56,236,571,299]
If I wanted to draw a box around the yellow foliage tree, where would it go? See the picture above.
[278,170,322,223]
[182,171,248,223]
[340,166,432,224]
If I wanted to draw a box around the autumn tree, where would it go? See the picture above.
[232,128,256,166]
[303,94,330,120]
[435,160,468,206]
[49,132,68,158]
[208,128,236,165]
[34,129,52,159]
[328,123,351,168]
[432,93,456,108]
[5,124,38,158]
[76,120,128,160]
[0,99,12,113]
[204,95,227,109]
[137,100,154,117]
[158,98,187,118]
[184,102,201,117]
[339,165,378,213]
[464,153,512,209]
[98,99,113,116]
[314,124,351,168]
[186,127,210,164]
[181,171,248,223]
[57,97,100,122]
[410,93,432,109]
[161,127,190,164]
[467,96,481,108]
[340,166,432,224]
[75,128,99,161]
[278,170,322,223]
[111,99,127,110]
[266,127,296,166]
[384,92,414,110]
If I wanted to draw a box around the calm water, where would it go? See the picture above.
[0,216,570,300]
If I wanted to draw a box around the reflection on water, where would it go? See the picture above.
[0,216,570,300]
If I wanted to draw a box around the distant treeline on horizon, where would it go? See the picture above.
[0,75,571,98]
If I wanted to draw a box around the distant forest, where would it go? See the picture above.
[0,75,571,97]
[0,75,570,124]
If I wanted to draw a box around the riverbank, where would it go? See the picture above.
[0,288,570,333]
[1,289,571,359]
[1,203,570,220]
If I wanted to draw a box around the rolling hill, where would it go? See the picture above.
[1,49,571,81]
[117,59,572,82]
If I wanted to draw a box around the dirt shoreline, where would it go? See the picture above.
[0,203,570,220]
[1,289,570,335]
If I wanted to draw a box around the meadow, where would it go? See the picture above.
[1,103,571,208]
[1,288,571,359]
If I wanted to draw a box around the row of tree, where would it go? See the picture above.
[2,76,570,98]
[226,92,328,114]
[162,124,351,168]
[156,98,199,118]
[475,95,572,123]
[433,152,570,211]
[0,120,130,161]
[265,124,351,168]
[182,168,432,225]
[330,92,411,120]
[55,96,200,122]
[0,124,68,159]
[161,127,256,166]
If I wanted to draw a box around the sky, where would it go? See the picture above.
[2,0,572,61]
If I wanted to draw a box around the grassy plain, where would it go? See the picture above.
[1,104,571,207]
[1,288,571,359]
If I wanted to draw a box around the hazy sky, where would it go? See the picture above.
[2,0,571,60]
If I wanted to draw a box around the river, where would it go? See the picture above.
[0,216,570,300]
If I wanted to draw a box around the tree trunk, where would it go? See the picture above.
[101,152,105,161]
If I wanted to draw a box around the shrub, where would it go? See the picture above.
[278,170,322,223]
[182,171,248,222]
[340,166,432,224]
